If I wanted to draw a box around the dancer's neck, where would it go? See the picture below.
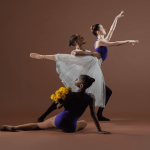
[97,34,104,40]
[77,88,86,93]
[75,45,85,51]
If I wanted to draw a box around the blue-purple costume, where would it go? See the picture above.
[55,93,91,132]
[94,41,108,61]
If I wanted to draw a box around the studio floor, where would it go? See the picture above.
[0,118,150,150]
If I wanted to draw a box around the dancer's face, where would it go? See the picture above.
[75,34,86,45]
[98,24,106,35]
[74,77,84,88]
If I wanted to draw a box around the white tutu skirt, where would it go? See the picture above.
[55,50,106,107]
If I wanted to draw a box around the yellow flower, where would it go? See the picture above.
[50,94,55,100]
[54,98,58,102]
[50,87,71,102]
[56,93,61,99]
[55,90,60,95]
[61,95,66,100]
[66,87,71,91]
[59,87,65,92]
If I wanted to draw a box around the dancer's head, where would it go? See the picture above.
[90,24,106,37]
[75,74,95,90]
[69,34,86,47]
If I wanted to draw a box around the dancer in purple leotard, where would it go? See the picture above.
[90,11,139,121]
[0,75,111,134]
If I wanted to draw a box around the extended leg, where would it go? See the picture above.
[97,86,112,121]
[12,116,56,131]
[30,53,56,61]
[38,102,57,122]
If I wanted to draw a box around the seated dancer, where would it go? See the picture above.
[90,11,139,120]
[0,75,111,134]
[30,33,138,122]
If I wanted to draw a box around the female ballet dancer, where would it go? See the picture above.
[30,34,106,122]
[90,11,139,120]
[0,75,111,134]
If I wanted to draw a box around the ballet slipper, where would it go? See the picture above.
[0,125,7,131]
[0,125,15,132]
[98,116,110,121]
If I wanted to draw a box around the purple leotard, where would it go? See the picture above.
[55,93,91,132]
[94,41,108,61]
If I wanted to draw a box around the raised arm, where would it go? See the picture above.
[105,11,124,41]
[89,93,111,134]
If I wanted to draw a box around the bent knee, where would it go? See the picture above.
[80,120,87,127]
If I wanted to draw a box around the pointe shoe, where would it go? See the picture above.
[98,116,110,121]
[0,125,15,132]
[0,125,7,131]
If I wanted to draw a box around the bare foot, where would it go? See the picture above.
[30,53,43,59]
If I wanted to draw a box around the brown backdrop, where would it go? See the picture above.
[0,0,150,124]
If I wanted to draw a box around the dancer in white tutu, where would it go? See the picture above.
[30,34,105,122]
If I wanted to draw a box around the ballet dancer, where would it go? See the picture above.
[0,75,111,134]
[90,11,139,120]
[30,34,105,122]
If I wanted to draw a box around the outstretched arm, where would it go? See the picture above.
[105,11,124,41]
[89,94,111,134]
[30,53,56,61]
[97,40,139,47]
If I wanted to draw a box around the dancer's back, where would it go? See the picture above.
[55,92,92,132]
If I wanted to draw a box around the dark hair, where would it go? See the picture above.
[69,35,77,46]
[80,74,95,89]
[90,24,100,37]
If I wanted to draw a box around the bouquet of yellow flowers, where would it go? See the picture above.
[50,87,71,102]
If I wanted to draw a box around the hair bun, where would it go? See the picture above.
[90,78,95,83]
[90,25,96,32]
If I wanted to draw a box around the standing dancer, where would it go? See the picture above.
[90,11,139,120]
[30,33,138,122]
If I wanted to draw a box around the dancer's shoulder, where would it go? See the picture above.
[89,93,95,101]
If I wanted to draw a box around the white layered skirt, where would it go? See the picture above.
[55,49,106,107]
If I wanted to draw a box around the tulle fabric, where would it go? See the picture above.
[55,49,106,107]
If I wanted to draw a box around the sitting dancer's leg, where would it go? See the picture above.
[97,86,112,121]
[75,120,87,131]
[38,102,58,122]
[0,116,57,131]
[38,116,56,129]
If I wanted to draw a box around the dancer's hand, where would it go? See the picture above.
[92,52,101,59]
[115,11,124,19]
[99,130,112,134]
[128,40,139,45]
[30,53,43,59]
